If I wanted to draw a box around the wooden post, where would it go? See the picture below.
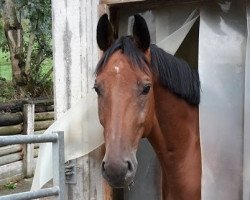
[52,0,102,199]
[23,103,35,178]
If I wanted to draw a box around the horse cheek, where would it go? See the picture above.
[143,97,155,137]
[97,98,105,127]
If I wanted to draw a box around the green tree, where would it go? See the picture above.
[0,0,52,98]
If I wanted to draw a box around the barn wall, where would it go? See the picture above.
[243,3,250,200]
[52,0,103,199]
[199,1,246,199]
[51,1,250,200]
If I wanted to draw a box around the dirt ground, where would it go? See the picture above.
[0,178,55,199]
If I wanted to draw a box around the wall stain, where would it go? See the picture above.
[63,20,72,109]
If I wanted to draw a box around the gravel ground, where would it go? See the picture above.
[0,178,55,199]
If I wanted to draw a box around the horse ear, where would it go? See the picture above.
[97,14,114,51]
[133,14,150,52]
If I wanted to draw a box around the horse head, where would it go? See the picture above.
[95,14,155,188]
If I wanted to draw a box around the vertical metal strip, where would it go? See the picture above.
[52,131,65,200]
[243,2,250,200]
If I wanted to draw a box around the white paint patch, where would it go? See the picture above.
[114,66,120,74]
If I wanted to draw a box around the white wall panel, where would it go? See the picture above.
[243,2,250,200]
[199,1,246,199]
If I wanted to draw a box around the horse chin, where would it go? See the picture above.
[102,166,137,189]
[105,175,135,189]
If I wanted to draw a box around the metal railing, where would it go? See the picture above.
[0,131,65,200]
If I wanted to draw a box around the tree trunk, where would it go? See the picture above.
[25,33,35,75]
[3,0,27,86]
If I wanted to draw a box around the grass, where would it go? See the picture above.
[4,182,17,190]
[0,52,15,103]
[0,51,53,81]
[0,51,12,81]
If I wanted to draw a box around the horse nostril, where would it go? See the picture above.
[127,161,133,172]
[102,161,105,172]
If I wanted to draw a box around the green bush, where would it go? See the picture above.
[0,78,17,102]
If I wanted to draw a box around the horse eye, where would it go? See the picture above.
[142,85,151,95]
[93,86,101,95]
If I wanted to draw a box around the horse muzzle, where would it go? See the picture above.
[101,157,137,188]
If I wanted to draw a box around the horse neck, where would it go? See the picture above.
[148,84,200,173]
[147,84,201,199]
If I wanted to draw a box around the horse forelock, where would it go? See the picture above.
[95,36,149,75]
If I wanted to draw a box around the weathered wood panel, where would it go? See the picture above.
[29,99,54,106]
[35,112,54,121]
[34,148,39,158]
[104,180,114,200]
[0,99,53,113]
[0,101,23,113]
[107,0,213,14]
[89,2,108,200]
[35,105,54,113]
[23,104,35,178]
[34,130,45,135]
[52,0,82,116]
[0,145,22,157]
[34,120,53,131]
[0,124,23,135]
[0,152,22,166]
[52,0,88,199]
[0,160,24,186]
[52,0,104,199]
[0,112,23,126]
[89,146,105,200]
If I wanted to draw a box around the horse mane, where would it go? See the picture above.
[96,36,200,105]
[150,44,200,105]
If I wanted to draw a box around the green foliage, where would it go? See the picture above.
[0,78,17,102]
[27,58,53,97]
[0,2,3,15]
[0,0,53,61]
[4,181,17,190]
[0,18,8,53]
[0,48,9,63]
[0,0,53,100]
[17,0,53,57]
[19,0,53,98]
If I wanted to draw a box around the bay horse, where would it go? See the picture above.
[95,14,201,200]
